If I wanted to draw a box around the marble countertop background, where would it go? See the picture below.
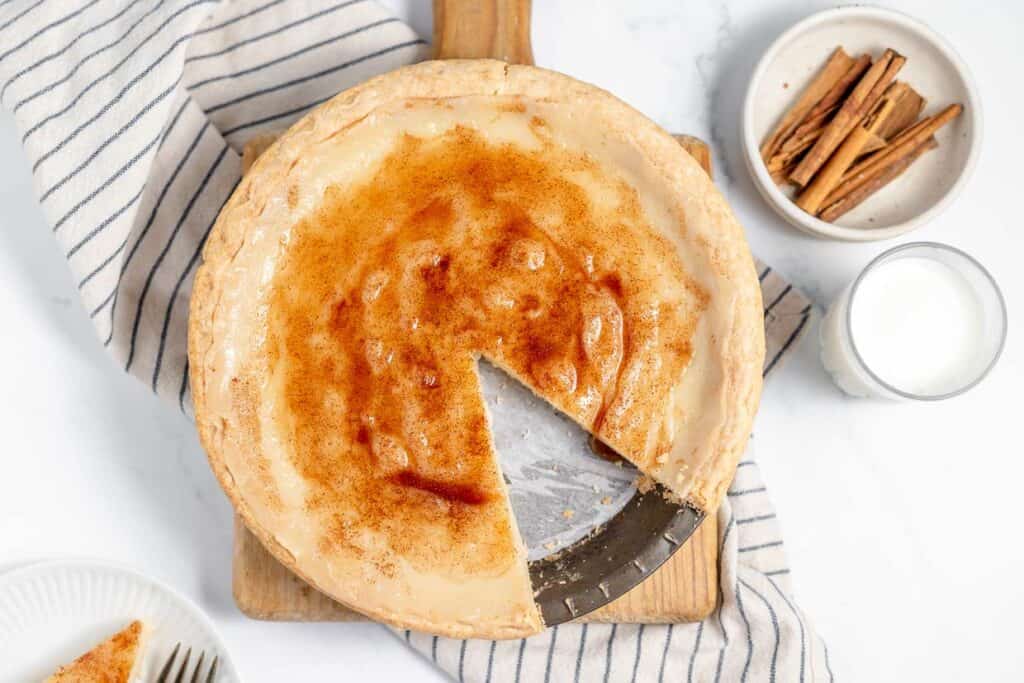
[1,1,1020,681]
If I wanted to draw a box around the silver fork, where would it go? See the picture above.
[155,643,219,683]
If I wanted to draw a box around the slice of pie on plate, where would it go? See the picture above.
[189,60,764,639]
[45,620,144,683]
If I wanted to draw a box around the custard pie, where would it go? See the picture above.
[45,621,144,683]
[190,60,764,638]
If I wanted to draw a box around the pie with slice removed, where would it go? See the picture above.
[189,60,764,638]
[45,620,144,683]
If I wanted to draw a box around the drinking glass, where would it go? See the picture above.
[820,242,1006,400]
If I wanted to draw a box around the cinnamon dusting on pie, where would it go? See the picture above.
[267,125,707,575]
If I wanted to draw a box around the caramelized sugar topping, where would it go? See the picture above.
[267,122,706,575]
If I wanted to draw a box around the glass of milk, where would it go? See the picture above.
[820,242,1006,400]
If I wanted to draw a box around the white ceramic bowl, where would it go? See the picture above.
[742,6,981,241]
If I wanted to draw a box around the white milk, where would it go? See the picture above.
[850,257,985,395]
[821,247,1003,400]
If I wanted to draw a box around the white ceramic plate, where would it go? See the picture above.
[0,559,239,682]
[742,6,981,241]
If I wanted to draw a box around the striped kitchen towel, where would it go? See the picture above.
[0,1,829,681]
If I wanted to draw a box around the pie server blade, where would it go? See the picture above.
[528,490,704,625]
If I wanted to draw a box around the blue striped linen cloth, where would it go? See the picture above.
[0,0,831,680]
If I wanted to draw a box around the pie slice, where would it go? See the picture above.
[46,621,144,683]
[190,60,764,638]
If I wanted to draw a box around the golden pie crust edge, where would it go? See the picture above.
[189,60,765,637]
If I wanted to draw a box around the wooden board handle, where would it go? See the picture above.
[432,0,534,65]
[674,135,713,180]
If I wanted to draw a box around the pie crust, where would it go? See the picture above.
[189,60,764,638]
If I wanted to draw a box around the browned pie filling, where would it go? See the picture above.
[266,123,708,576]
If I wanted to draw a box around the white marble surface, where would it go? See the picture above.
[0,1,1020,681]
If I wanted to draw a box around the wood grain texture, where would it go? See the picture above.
[432,0,534,65]
[675,134,713,178]
[231,136,720,625]
[234,516,360,621]
[582,512,718,623]
[233,513,717,623]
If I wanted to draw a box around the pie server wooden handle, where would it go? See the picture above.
[432,0,535,65]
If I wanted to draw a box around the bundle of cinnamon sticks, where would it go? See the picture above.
[761,46,963,222]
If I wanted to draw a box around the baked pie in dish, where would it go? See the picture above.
[190,60,764,638]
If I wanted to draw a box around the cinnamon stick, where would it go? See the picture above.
[881,80,910,107]
[819,137,938,222]
[876,82,926,140]
[770,164,796,186]
[765,103,839,173]
[842,115,932,181]
[824,103,962,206]
[858,51,906,119]
[860,131,887,155]
[789,49,898,186]
[768,145,811,173]
[768,122,826,171]
[796,97,896,215]
[801,53,872,123]
[760,47,856,162]
[774,54,870,157]
[782,104,839,151]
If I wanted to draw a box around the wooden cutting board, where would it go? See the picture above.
[231,0,720,626]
